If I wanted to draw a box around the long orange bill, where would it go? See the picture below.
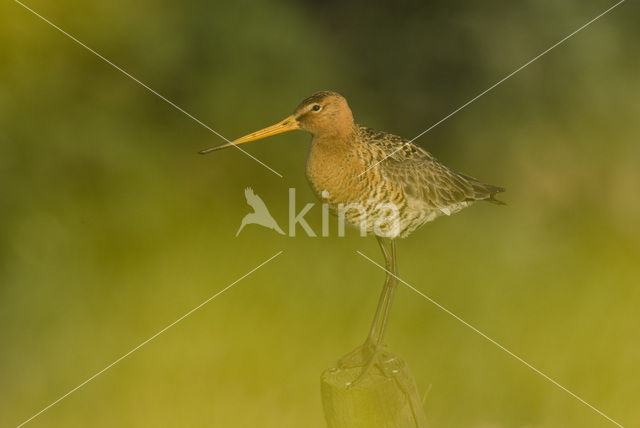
[199,115,300,154]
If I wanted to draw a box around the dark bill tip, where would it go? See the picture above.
[198,143,233,154]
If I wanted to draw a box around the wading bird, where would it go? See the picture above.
[200,91,504,382]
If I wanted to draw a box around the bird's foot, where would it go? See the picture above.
[337,338,404,388]
[337,338,376,369]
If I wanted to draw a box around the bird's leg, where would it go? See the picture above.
[376,238,398,348]
[337,236,392,370]
[366,236,393,346]
[344,238,400,387]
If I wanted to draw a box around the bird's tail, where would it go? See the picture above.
[476,182,506,205]
[460,173,506,205]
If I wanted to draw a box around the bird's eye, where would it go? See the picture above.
[312,104,321,112]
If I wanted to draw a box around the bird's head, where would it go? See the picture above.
[293,91,354,136]
[199,91,354,154]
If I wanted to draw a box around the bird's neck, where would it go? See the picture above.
[306,124,364,205]
[310,123,358,152]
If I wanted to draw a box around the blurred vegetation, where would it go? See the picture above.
[1,0,638,427]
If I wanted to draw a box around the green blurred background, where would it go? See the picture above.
[1,0,638,426]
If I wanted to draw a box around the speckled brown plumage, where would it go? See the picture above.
[301,92,504,238]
